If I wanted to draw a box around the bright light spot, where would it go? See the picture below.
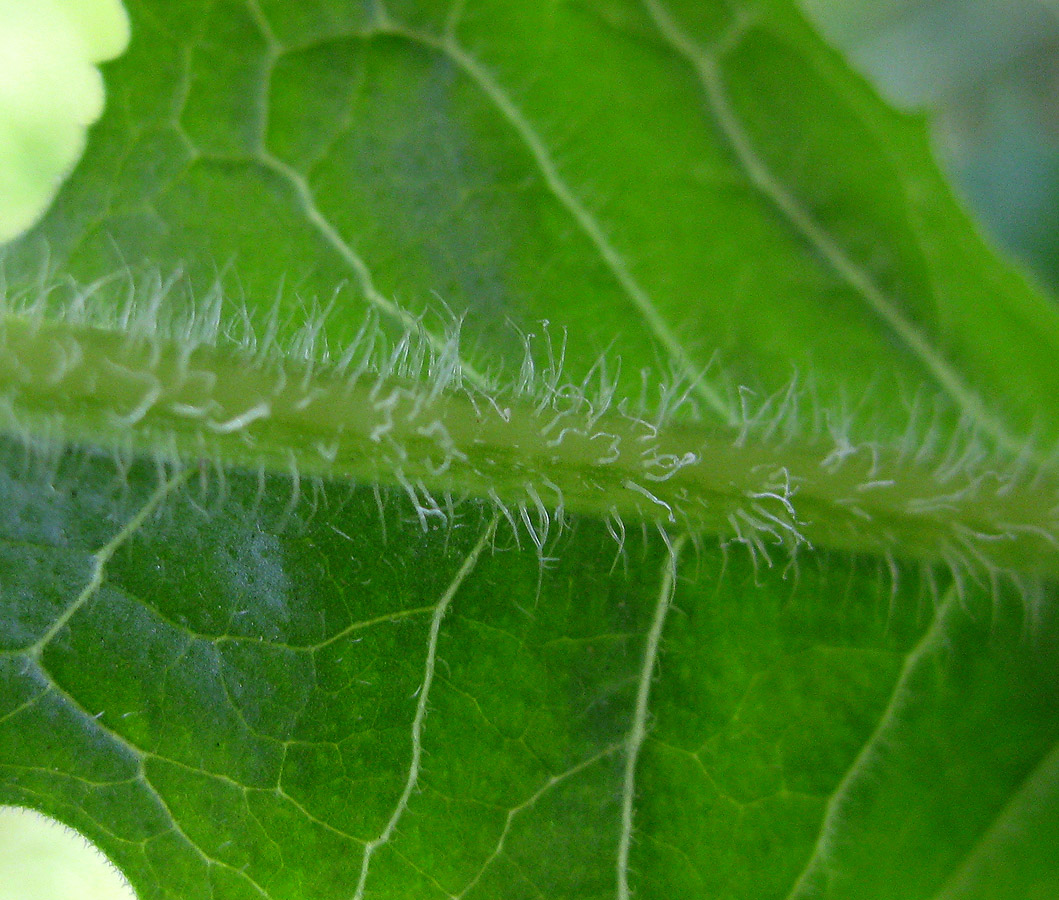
[0,807,136,900]
[0,0,129,244]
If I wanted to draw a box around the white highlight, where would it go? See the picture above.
[0,807,135,900]
[206,401,272,434]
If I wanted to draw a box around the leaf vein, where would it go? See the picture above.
[25,469,190,659]
[25,657,274,900]
[352,516,498,900]
[781,586,956,900]
[453,744,622,899]
[931,737,1059,900]
[386,23,735,424]
[616,532,685,900]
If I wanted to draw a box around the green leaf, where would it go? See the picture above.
[2,1,1058,899]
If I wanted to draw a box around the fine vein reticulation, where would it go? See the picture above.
[26,468,192,658]
[782,586,957,900]
[353,516,498,900]
[4,2,1058,900]
[4,474,278,900]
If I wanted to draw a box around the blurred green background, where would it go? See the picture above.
[803,0,1059,294]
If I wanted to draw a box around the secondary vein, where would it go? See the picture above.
[617,532,685,900]
[352,515,498,900]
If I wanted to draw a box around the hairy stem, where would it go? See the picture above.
[1,313,1057,573]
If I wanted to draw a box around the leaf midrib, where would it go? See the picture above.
[2,312,1058,576]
